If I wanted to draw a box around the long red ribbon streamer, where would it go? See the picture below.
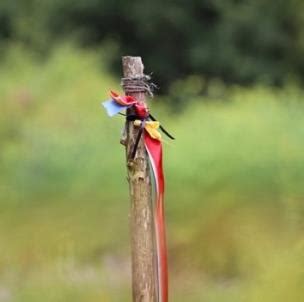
[144,132,168,302]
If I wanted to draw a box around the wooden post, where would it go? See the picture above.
[122,57,156,302]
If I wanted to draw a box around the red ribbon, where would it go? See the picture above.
[144,132,168,302]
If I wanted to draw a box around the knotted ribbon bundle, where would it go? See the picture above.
[102,91,174,302]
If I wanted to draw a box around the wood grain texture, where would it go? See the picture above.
[122,56,157,302]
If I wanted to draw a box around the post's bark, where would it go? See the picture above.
[122,56,156,302]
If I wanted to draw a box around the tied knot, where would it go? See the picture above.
[121,75,157,97]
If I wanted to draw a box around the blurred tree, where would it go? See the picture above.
[1,0,304,92]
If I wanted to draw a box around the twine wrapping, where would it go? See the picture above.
[121,75,158,97]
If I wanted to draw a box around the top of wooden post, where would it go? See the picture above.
[122,56,144,78]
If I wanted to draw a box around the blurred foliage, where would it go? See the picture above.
[1,0,304,92]
[1,44,304,301]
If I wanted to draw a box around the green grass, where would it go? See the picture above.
[1,44,304,301]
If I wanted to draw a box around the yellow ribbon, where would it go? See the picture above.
[145,121,162,141]
[134,120,162,141]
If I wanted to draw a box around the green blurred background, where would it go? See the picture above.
[1,1,304,301]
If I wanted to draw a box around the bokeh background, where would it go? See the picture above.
[1,1,304,301]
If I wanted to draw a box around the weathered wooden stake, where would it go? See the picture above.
[122,57,156,302]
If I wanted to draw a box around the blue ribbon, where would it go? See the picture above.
[102,100,130,117]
